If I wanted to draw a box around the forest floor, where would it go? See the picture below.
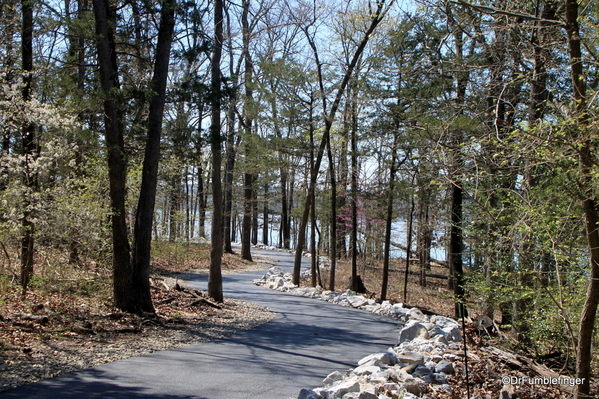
[0,242,275,392]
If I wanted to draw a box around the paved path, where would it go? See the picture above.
[2,248,399,399]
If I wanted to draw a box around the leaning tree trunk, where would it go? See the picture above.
[293,0,391,285]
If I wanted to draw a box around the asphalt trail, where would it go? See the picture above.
[1,247,399,399]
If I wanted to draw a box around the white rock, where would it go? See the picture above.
[392,303,406,313]
[368,370,390,384]
[433,335,448,345]
[387,367,411,383]
[428,326,446,337]
[324,379,361,399]
[274,277,285,287]
[422,322,435,330]
[408,308,428,322]
[442,326,462,342]
[443,354,458,362]
[383,382,400,391]
[398,321,430,344]
[353,364,381,376]
[323,370,346,387]
[267,266,283,276]
[431,315,459,329]
[431,355,443,363]
[298,388,323,399]
[347,295,368,308]
[358,351,397,367]
[396,351,424,365]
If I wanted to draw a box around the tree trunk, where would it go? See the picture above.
[350,93,359,292]
[252,187,258,245]
[447,16,468,319]
[242,170,253,260]
[450,181,466,318]
[337,102,350,260]
[168,173,180,241]
[564,1,599,397]
[403,194,415,303]
[326,125,337,291]
[262,184,269,245]
[223,103,237,252]
[93,0,134,310]
[19,0,36,296]
[417,192,430,288]
[223,0,239,253]
[130,0,176,313]
[381,138,399,300]
[197,165,206,238]
[208,0,224,303]
[240,0,253,262]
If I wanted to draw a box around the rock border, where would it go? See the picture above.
[254,266,464,399]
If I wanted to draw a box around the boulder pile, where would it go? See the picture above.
[254,267,464,399]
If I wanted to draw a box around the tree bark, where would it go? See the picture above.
[262,184,269,245]
[208,0,224,303]
[417,192,430,288]
[19,0,36,297]
[308,96,318,287]
[223,105,237,252]
[197,165,206,238]
[93,0,134,310]
[130,0,176,313]
[326,124,337,291]
[381,135,400,300]
[241,0,253,262]
[223,9,239,253]
[350,92,359,291]
[565,1,599,397]
[403,193,415,303]
[447,14,468,319]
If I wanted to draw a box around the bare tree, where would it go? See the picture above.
[292,0,395,286]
